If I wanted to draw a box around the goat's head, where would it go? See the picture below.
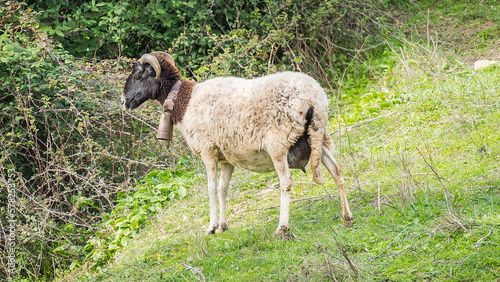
[122,52,179,110]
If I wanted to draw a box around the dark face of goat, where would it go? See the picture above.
[122,63,158,110]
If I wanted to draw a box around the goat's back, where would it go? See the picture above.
[177,72,329,171]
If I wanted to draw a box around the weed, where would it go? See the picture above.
[81,159,197,270]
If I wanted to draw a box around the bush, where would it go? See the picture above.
[29,0,394,86]
[83,162,196,269]
[0,3,192,280]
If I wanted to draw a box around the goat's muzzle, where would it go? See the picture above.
[120,96,128,111]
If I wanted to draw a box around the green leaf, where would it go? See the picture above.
[121,236,130,246]
[145,170,159,179]
[3,43,26,53]
[39,25,53,33]
[178,186,187,198]
[55,29,65,37]
[130,219,138,230]
[108,243,119,250]
[116,191,126,199]
[156,183,172,190]
[122,228,132,236]
[69,260,78,270]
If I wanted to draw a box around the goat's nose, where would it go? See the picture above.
[120,96,128,110]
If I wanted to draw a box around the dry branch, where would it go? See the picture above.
[332,112,395,136]
[237,194,331,214]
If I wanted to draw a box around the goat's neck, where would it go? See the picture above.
[160,80,195,124]
[157,79,178,102]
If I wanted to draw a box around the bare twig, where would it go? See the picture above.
[182,262,206,282]
[377,183,381,215]
[237,194,331,214]
[467,186,498,191]
[335,240,359,277]
[475,226,495,249]
[416,147,453,210]
[332,112,395,136]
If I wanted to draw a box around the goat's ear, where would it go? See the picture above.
[165,54,175,67]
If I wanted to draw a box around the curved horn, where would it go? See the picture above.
[138,53,161,80]
[151,51,175,67]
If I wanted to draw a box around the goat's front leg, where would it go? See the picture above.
[269,152,293,235]
[216,163,235,234]
[201,152,219,235]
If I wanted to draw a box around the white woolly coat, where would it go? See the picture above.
[176,71,329,174]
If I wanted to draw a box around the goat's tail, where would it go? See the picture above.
[308,107,325,185]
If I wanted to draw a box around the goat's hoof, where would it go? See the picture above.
[274,225,289,235]
[342,216,353,227]
[205,224,218,235]
[280,233,297,240]
[216,223,228,234]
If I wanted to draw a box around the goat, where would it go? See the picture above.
[122,52,352,235]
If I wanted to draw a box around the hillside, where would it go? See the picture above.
[59,1,500,281]
[66,64,500,281]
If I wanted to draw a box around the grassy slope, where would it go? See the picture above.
[69,65,500,282]
[63,2,500,281]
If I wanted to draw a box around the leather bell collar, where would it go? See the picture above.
[163,80,182,112]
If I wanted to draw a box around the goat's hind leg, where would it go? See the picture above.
[321,136,353,226]
[216,163,234,233]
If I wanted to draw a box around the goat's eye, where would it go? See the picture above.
[146,66,156,77]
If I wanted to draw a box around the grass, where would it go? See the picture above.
[60,2,500,281]
[402,0,500,62]
[63,55,500,282]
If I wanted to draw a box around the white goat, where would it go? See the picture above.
[122,52,352,235]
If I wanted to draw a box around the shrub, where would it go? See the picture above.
[29,0,394,87]
[0,3,189,279]
[83,163,196,269]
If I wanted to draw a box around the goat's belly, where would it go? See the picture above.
[222,151,275,173]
